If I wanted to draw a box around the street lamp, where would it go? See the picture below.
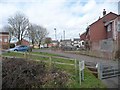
[63,30,65,40]
[54,28,57,40]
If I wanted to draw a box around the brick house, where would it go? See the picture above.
[80,10,120,59]
[87,11,118,50]
[103,15,120,59]
[10,37,30,46]
[50,40,59,47]
[80,32,86,48]
[21,39,29,46]
[60,39,72,47]
[72,38,81,48]
[0,32,9,49]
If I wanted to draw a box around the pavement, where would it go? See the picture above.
[33,48,119,88]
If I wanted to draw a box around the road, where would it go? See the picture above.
[33,49,118,67]
[33,48,119,88]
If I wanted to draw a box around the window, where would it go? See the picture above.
[0,38,2,42]
[118,22,120,32]
[82,42,84,45]
[4,38,8,42]
[107,24,112,32]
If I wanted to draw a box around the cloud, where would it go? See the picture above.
[0,0,119,40]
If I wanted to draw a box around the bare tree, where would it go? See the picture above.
[35,25,48,48]
[27,23,37,47]
[45,37,52,48]
[8,12,29,45]
[27,24,48,48]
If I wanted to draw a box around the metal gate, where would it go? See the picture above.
[97,63,120,79]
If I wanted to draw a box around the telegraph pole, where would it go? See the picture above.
[54,28,57,40]
[63,30,65,40]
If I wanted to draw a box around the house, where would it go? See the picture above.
[80,32,86,48]
[60,39,72,47]
[72,38,81,48]
[10,37,30,46]
[80,9,120,59]
[44,37,52,48]
[102,15,120,58]
[87,10,118,51]
[50,40,59,47]
[21,39,30,46]
[0,32,9,49]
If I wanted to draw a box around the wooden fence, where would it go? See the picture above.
[2,52,85,85]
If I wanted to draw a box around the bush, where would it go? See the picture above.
[2,57,69,88]
[10,43,15,48]
[115,50,120,59]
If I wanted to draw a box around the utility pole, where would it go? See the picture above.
[63,30,65,40]
[54,28,57,40]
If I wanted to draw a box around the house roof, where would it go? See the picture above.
[61,39,71,42]
[80,32,86,40]
[73,38,80,41]
[22,39,29,43]
[89,12,118,27]
[52,40,58,43]
[0,32,9,34]
[10,37,30,43]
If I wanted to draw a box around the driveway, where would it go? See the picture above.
[33,48,119,88]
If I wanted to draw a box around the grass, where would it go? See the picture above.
[32,52,62,57]
[1,51,106,88]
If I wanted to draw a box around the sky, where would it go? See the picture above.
[0,0,119,41]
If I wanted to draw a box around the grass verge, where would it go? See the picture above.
[1,51,106,88]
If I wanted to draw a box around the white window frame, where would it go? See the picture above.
[117,21,120,32]
[0,38,2,42]
[107,24,112,32]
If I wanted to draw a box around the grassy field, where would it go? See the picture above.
[1,51,106,88]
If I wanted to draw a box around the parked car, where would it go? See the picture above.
[9,45,32,52]
[61,45,77,51]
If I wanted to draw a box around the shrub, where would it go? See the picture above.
[10,43,15,48]
[115,50,120,59]
[2,57,69,88]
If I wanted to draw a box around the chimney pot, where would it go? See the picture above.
[103,9,106,16]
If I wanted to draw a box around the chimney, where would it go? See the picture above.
[103,9,106,16]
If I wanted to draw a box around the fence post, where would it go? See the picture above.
[79,61,81,85]
[28,51,31,60]
[97,63,102,80]
[49,56,52,70]
[24,52,27,60]
[81,69,84,81]
[74,59,77,79]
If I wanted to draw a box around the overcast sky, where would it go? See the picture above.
[0,0,119,40]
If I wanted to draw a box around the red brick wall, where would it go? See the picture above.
[89,13,118,42]
[118,16,120,50]
[0,34,9,49]
[21,39,29,46]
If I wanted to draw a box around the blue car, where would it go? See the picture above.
[9,45,32,52]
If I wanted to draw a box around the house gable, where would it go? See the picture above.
[89,12,118,42]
